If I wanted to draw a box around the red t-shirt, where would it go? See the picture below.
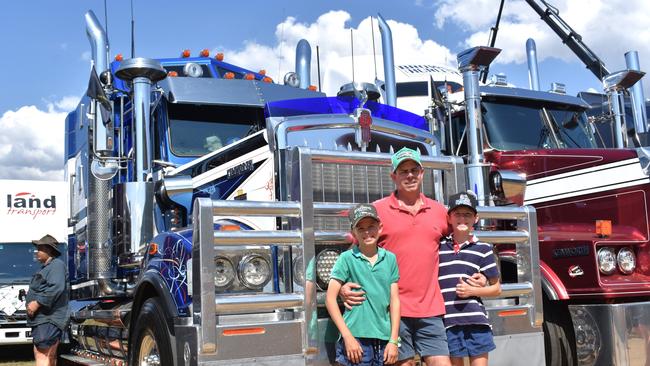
[374,192,448,318]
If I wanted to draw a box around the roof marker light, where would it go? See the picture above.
[262,76,273,83]
[181,49,191,58]
[258,69,267,75]
[224,72,235,79]
[114,53,123,62]
[244,73,255,80]
[215,52,224,61]
[199,48,210,57]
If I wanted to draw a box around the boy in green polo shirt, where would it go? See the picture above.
[326,204,400,365]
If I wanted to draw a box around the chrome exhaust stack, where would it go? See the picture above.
[296,39,311,89]
[377,13,396,107]
[625,51,648,135]
[457,46,501,205]
[113,58,166,268]
[526,38,541,91]
[602,69,645,148]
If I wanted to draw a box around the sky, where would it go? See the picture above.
[0,0,649,180]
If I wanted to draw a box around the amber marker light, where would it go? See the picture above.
[244,73,255,80]
[148,243,159,256]
[167,71,178,77]
[222,327,265,336]
[199,48,210,57]
[215,52,224,61]
[114,53,123,62]
[224,72,235,79]
[181,49,191,58]
[596,220,612,237]
[220,224,241,231]
[258,69,267,75]
[498,309,527,317]
[262,76,273,83]
[308,85,318,91]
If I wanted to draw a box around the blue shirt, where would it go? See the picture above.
[330,246,399,340]
[25,256,70,330]
[438,235,499,328]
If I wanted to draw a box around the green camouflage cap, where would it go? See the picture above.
[348,203,380,229]
[391,147,422,172]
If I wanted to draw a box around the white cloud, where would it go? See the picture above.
[81,51,91,61]
[433,0,650,94]
[220,11,456,96]
[0,96,78,181]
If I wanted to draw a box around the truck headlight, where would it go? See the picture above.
[238,255,271,289]
[214,256,235,289]
[617,247,636,274]
[292,255,305,286]
[597,247,616,275]
[316,250,340,288]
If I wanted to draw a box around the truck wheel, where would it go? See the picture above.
[543,301,576,366]
[130,298,174,366]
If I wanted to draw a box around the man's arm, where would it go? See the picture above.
[339,282,367,310]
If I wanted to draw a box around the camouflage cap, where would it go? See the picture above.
[448,191,478,214]
[348,203,381,229]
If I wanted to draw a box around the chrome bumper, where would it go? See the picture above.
[570,301,650,365]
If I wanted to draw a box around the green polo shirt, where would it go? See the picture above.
[330,246,399,340]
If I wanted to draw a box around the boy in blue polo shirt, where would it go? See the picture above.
[326,204,400,365]
[439,192,501,366]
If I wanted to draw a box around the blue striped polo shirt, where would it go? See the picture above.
[438,234,499,328]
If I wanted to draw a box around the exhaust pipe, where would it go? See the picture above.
[526,38,541,91]
[377,13,396,107]
[84,11,109,74]
[457,46,501,205]
[625,51,648,134]
[296,39,311,89]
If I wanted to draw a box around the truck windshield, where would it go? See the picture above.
[168,104,263,156]
[481,98,597,150]
[0,243,38,283]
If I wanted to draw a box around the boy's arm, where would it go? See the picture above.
[326,279,354,339]
[389,282,400,341]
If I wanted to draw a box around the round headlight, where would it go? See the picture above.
[238,255,271,289]
[292,255,305,286]
[316,250,340,288]
[597,247,616,275]
[617,247,636,274]
[183,63,204,78]
[214,256,235,289]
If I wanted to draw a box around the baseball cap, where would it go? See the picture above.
[348,203,381,228]
[447,191,478,214]
[391,147,422,172]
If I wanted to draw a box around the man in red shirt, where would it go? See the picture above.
[341,147,484,366]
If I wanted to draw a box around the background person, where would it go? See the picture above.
[26,234,69,366]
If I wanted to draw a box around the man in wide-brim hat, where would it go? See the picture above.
[26,234,69,366]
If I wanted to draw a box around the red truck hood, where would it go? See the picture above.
[484,148,649,206]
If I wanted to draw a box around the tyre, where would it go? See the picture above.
[543,299,576,366]
[130,297,175,366]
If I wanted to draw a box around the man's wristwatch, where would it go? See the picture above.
[388,337,401,347]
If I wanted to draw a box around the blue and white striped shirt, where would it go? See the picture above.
[438,235,499,328]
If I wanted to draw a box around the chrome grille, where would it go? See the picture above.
[312,162,437,230]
